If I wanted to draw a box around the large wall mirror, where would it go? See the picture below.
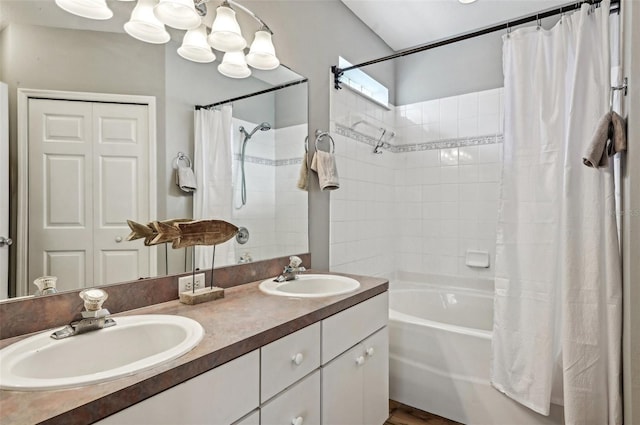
[0,0,309,299]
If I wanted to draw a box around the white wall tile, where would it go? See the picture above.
[440,148,459,166]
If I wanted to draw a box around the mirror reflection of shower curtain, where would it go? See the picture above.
[491,2,622,424]
[193,105,236,269]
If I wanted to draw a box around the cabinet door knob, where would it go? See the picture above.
[355,355,365,366]
[291,352,304,365]
[292,416,304,425]
[366,347,375,357]
[115,236,123,243]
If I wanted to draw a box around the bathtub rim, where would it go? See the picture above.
[389,282,493,339]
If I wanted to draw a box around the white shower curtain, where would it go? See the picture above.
[491,2,622,424]
[193,105,236,269]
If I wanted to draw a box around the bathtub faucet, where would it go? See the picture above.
[274,256,306,282]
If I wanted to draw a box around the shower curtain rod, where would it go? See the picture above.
[195,77,308,110]
[331,0,620,90]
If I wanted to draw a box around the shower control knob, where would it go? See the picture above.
[0,236,12,247]
[292,416,304,425]
[366,347,375,357]
[355,355,365,366]
[292,353,304,365]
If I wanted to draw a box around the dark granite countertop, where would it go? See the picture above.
[0,272,388,425]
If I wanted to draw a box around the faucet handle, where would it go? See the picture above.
[288,256,303,268]
[79,288,109,312]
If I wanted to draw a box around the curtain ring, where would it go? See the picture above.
[304,136,308,153]
[536,14,541,30]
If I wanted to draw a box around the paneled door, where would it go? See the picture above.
[0,82,9,299]
[27,98,152,292]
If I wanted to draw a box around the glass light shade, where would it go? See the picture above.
[208,5,247,52]
[124,0,171,44]
[218,52,251,79]
[246,30,279,70]
[54,0,113,20]
[178,25,216,63]
[154,0,201,30]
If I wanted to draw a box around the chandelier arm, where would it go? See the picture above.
[197,0,273,34]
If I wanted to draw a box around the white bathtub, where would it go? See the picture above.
[389,279,564,425]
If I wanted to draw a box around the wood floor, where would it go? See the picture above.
[386,400,462,425]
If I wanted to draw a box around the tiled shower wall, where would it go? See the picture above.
[329,87,504,281]
[229,119,307,264]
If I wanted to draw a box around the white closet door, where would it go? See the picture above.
[28,99,151,292]
[28,99,94,292]
[0,82,9,299]
[92,103,149,285]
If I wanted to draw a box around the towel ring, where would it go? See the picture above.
[174,152,192,169]
[314,130,335,154]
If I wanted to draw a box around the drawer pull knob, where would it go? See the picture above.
[366,347,375,357]
[355,355,365,366]
[292,416,304,425]
[292,353,304,365]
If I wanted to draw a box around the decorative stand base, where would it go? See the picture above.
[179,287,225,305]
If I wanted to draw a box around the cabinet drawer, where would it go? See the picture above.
[96,350,259,425]
[321,292,388,364]
[261,322,320,402]
[233,409,259,425]
[261,370,320,425]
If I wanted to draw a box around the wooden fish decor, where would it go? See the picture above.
[126,219,238,249]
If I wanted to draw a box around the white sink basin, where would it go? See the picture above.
[0,315,204,391]
[259,274,360,298]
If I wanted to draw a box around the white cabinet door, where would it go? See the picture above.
[321,326,389,425]
[96,350,259,425]
[363,327,389,425]
[261,370,320,425]
[321,343,365,425]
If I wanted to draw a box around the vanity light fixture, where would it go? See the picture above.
[55,0,280,78]
[458,0,478,3]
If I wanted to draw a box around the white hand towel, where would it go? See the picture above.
[310,150,339,191]
[176,165,197,192]
[297,152,309,191]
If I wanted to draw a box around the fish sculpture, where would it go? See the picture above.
[126,219,238,248]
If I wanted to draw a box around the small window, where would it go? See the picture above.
[338,56,389,108]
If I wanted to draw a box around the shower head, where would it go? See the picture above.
[239,122,272,139]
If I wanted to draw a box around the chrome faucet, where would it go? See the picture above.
[274,256,306,282]
[51,288,116,340]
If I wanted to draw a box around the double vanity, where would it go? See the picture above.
[0,262,388,425]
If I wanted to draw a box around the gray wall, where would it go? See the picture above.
[394,32,504,105]
[242,0,395,270]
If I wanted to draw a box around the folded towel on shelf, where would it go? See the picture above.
[297,152,309,191]
[310,150,340,191]
[176,165,197,192]
[583,111,627,168]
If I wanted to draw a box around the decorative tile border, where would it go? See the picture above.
[233,154,303,166]
[334,122,503,153]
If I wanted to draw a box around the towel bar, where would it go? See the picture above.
[173,152,192,169]
[314,130,335,154]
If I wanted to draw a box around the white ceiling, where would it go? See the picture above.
[340,0,572,51]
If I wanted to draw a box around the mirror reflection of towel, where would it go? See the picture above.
[583,111,627,168]
[310,150,339,191]
[176,165,197,192]
[297,152,309,191]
